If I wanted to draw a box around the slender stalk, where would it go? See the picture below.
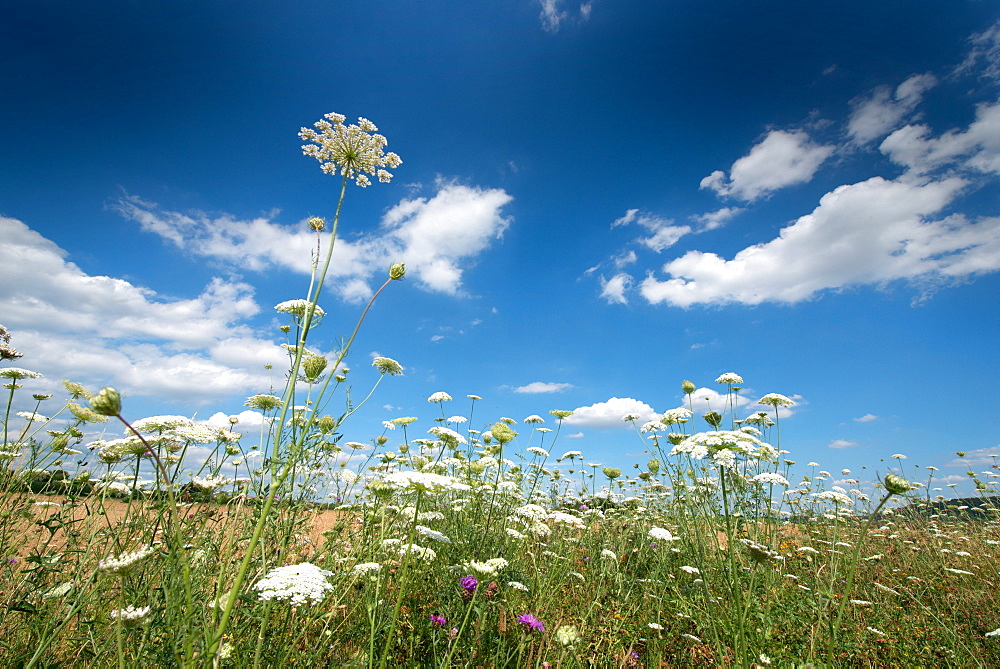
[377,490,424,668]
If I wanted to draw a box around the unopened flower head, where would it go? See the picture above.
[300,112,402,187]
[549,409,573,419]
[555,625,580,646]
[253,563,334,606]
[490,421,518,444]
[89,387,122,417]
[884,473,912,495]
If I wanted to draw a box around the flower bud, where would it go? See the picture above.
[389,263,406,281]
[303,354,328,382]
[602,467,622,480]
[703,411,723,429]
[490,422,517,445]
[682,380,696,394]
[647,458,661,474]
[317,414,337,433]
[884,473,912,495]
[308,217,326,231]
[89,387,122,416]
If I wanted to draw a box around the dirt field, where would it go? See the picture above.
[3,494,350,558]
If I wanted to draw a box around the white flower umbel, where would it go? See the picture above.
[383,471,471,494]
[648,527,679,542]
[253,563,334,606]
[110,605,152,628]
[466,558,508,576]
[299,113,402,187]
[97,546,157,576]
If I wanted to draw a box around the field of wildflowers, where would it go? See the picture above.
[1,112,998,668]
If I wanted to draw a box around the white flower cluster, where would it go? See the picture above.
[274,299,325,319]
[648,527,679,542]
[98,546,157,575]
[428,426,467,445]
[190,474,230,491]
[383,471,471,494]
[110,605,152,627]
[813,490,854,507]
[351,562,382,577]
[253,563,334,606]
[751,472,790,486]
[131,415,193,433]
[670,430,775,463]
[300,112,402,187]
[465,557,508,576]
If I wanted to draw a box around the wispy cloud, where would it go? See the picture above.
[514,381,574,394]
[945,447,1000,467]
[829,439,860,449]
[537,0,592,33]
[853,414,878,422]
[846,73,937,145]
[599,273,632,305]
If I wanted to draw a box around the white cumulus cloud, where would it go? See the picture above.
[700,130,835,202]
[0,214,284,404]
[117,180,513,301]
[641,174,1000,307]
[565,397,658,429]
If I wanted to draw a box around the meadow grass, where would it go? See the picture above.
[1,111,998,667]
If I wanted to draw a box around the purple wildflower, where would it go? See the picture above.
[516,612,544,631]
[460,575,478,593]
[429,614,447,627]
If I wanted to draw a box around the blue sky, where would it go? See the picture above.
[2,1,999,496]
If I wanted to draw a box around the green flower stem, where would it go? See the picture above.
[2,383,15,446]
[440,588,480,668]
[826,489,894,659]
[378,490,424,669]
